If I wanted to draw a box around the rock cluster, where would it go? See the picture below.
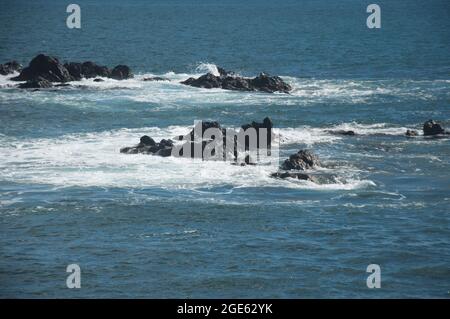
[181,68,292,93]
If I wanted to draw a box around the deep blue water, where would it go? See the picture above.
[0,0,449,298]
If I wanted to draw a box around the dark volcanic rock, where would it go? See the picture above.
[120,137,174,156]
[181,69,292,93]
[182,73,222,89]
[143,77,169,82]
[281,150,320,171]
[12,54,73,82]
[423,119,445,136]
[65,61,111,80]
[327,130,356,136]
[248,73,292,93]
[10,54,133,84]
[18,76,53,89]
[111,65,133,80]
[270,171,317,182]
[0,61,22,75]
[140,135,156,146]
[405,129,419,137]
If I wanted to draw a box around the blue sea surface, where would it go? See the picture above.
[0,0,449,298]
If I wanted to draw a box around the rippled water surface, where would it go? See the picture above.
[0,0,449,298]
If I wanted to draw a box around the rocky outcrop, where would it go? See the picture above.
[181,68,292,93]
[17,76,53,89]
[280,149,320,171]
[423,120,446,136]
[11,54,133,87]
[0,61,22,75]
[270,149,321,182]
[12,54,73,82]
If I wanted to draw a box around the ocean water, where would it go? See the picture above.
[0,0,449,298]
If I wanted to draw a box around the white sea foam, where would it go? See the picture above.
[0,127,373,191]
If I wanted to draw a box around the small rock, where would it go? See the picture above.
[281,149,320,171]
[423,119,445,136]
[270,171,317,182]
[327,130,356,136]
[12,54,73,82]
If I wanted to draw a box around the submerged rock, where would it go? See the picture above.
[270,171,317,182]
[405,129,419,137]
[281,149,320,171]
[12,54,73,82]
[181,68,292,93]
[18,76,53,89]
[270,149,321,182]
[327,130,356,136]
[64,61,111,80]
[423,119,445,136]
[249,73,292,93]
[120,137,174,156]
[0,61,22,75]
[143,77,169,82]
[93,78,104,82]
